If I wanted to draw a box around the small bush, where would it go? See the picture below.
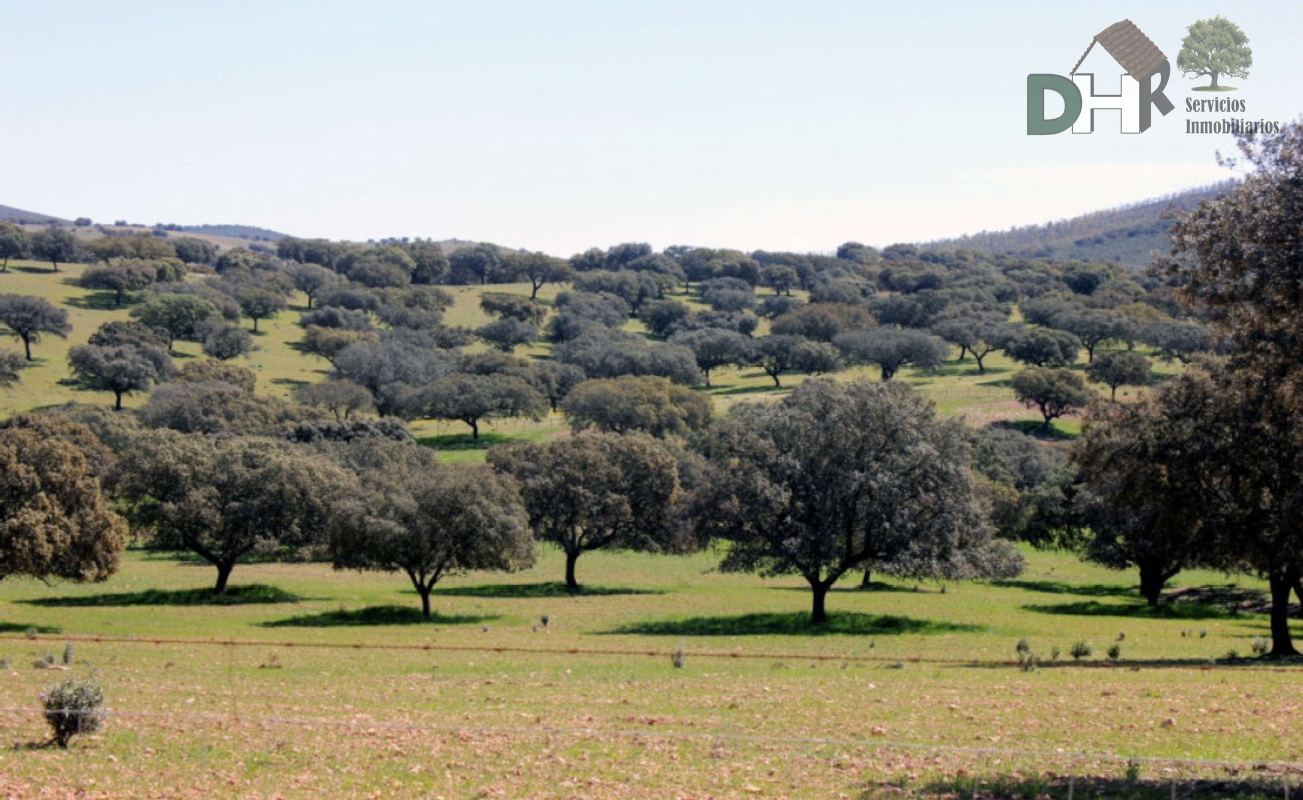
[62,643,74,666]
[1107,643,1122,661]
[671,647,685,669]
[540,614,550,628]
[1250,636,1270,656]
[33,653,55,669]
[1070,641,1093,660]
[42,677,106,748]
[1018,652,1038,672]
[1015,638,1031,656]
[1050,646,1061,661]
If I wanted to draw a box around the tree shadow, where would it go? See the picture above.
[0,622,60,634]
[261,605,496,628]
[991,580,1135,598]
[64,292,128,311]
[270,377,311,389]
[605,612,980,637]
[431,581,662,598]
[912,774,1285,800]
[415,432,514,451]
[710,383,788,397]
[990,419,1078,440]
[22,585,301,607]
[10,265,53,274]
[768,582,912,594]
[1023,600,1239,620]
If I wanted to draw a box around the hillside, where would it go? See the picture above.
[178,223,288,241]
[921,181,1236,266]
[0,203,68,225]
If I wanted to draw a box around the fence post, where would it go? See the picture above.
[1067,774,1074,800]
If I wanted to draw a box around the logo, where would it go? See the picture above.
[1177,15,1251,92]
[1027,19,1174,135]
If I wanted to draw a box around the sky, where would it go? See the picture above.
[3,1,1299,255]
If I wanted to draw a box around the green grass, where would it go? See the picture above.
[1,547,1300,796]
[1191,85,1239,91]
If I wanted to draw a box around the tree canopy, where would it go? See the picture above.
[695,378,1021,622]
[1177,16,1252,90]
[0,294,72,360]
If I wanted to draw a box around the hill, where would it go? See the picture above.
[0,203,68,225]
[920,181,1236,267]
[178,223,288,241]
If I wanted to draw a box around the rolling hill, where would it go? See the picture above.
[920,181,1236,267]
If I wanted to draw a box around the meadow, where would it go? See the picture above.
[3,257,1288,799]
[0,546,1299,799]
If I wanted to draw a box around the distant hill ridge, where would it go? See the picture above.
[0,204,68,225]
[920,181,1236,267]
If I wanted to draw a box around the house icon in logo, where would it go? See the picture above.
[1071,20,1168,84]
[1027,19,1175,134]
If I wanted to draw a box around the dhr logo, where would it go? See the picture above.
[1027,19,1175,134]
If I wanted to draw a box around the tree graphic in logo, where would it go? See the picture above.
[1177,16,1251,92]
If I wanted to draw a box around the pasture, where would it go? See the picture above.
[0,547,1299,799]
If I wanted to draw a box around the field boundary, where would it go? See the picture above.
[5,632,1303,672]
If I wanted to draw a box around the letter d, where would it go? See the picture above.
[1027,75,1082,135]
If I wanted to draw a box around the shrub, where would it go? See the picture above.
[1050,645,1061,661]
[1015,638,1031,656]
[1070,641,1093,660]
[671,647,686,669]
[1251,636,1270,656]
[42,677,106,748]
[62,643,74,666]
[1106,643,1122,661]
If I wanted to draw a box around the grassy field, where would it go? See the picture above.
[0,257,1169,456]
[0,547,1299,799]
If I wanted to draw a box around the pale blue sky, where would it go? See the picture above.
[3,1,1298,255]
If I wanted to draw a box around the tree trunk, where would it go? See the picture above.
[419,586,432,620]
[1110,384,1118,402]
[703,369,711,389]
[769,371,782,388]
[1294,578,1303,620]
[974,351,987,373]
[1138,562,1174,607]
[469,418,480,440]
[530,282,541,300]
[564,550,580,593]
[1268,573,1300,656]
[1210,73,1220,89]
[810,580,830,624]
[252,317,260,333]
[860,567,872,589]
[23,336,32,361]
[114,391,124,411]
[214,562,235,595]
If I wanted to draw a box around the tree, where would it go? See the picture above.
[407,240,450,285]
[553,332,703,386]
[506,252,573,299]
[670,328,753,387]
[834,327,949,381]
[1162,123,1303,655]
[0,425,127,583]
[1085,351,1151,400]
[638,298,691,339]
[235,286,287,332]
[417,373,546,440]
[77,261,158,306]
[931,316,1011,373]
[29,226,78,272]
[480,292,547,326]
[295,379,375,420]
[476,318,539,353]
[1,349,27,387]
[1053,309,1127,362]
[68,342,172,410]
[129,293,220,349]
[175,359,257,393]
[302,326,378,366]
[200,321,256,360]
[170,237,217,265]
[751,335,840,387]
[1074,372,1221,605]
[1005,327,1081,368]
[1140,321,1211,363]
[1177,16,1252,90]
[0,294,72,360]
[289,263,341,308]
[114,432,352,593]
[562,375,712,437]
[88,320,170,352]
[489,433,687,592]
[0,222,27,272]
[448,243,501,285]
[771,303,875,342]
[329,443,532,618]
[695,379,1021,623]
[529,360,587,412]
[139,381,301,435]
[1012,368,1092,430]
